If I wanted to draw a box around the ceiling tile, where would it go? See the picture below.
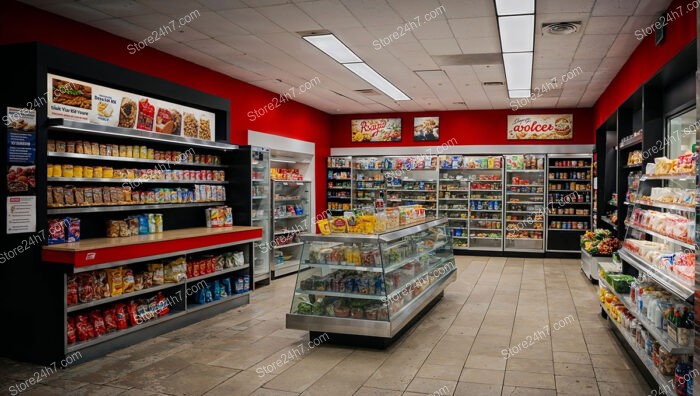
[296,0,363,29]
[411,20,455,40]
[419,38,461,56]
[242,0,290,6]
[439,0,494,18]
[386,0,443,20]
[537,0,595,13]
[606,33,641,58]
[584,16,628,34]
[456,36,501,54]
[257,4,321,31]
[219,8,285,33]
[573,33,616,59]
[341,0,404,27]
[449,17,499,39]
[184,38,244,57]
[635,0,672,15]
[85,17,152,43]
[79,0,154,17]
[197,0,248,11]
[42,2,111,21]
[592,0,640,16]
[136,0,200,18]
[185,11,250,36]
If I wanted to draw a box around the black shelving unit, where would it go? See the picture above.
[326,156,352,215]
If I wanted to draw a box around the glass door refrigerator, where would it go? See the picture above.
[546,154,593,252]
[272,180,311,278]
[504,155,546,253]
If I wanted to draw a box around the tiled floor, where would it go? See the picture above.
[0,256,651,395]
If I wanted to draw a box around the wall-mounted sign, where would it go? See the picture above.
[413,116,439,141]
[47,74,215,142]
[507,114,573,140]
[351,118,401,142]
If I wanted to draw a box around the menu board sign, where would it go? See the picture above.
[507,114,573,140]
[351,118,402,142]
[47,74,215,141]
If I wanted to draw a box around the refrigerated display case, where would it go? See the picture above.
[504,155,546,252]
[272,180,311,277]
[327,156,352,215]
[353,157,385,209]
[251,148,272,283]
[546,154,593,252]
[286,218,455,340]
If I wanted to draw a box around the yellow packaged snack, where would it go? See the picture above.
[102,167,114,178]
[317,218,331,235]
[93,166,103,178]
[84,166,93,178]
[106,268,123,297]
[52,164,62,177]
[47,164,54,177]
[73,165,84,178]
[361,215,376,234]
[62,164,74,178]
[329,217,347,233]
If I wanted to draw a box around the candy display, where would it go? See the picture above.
[47,184,224,208]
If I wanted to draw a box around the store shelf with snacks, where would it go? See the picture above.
[618,249,693,301]
[504,155,546,253]
[546,154,593,252]
[287,218,455,340]
[48,152,229,168]
[272,179,311,278]
[48,177,228,185]
[47,201,226,215]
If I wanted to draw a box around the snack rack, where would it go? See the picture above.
[546,154,593,252]
[286,218,456,344]
[504,155,546,253]
[353,157,385,210]
[383,156,438,217]
[272,180,311,278]
[327,156,352,215]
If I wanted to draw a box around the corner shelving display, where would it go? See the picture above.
[272,180,311,278]
[327,156,352,215]
[546,154,593,252]
[504,155,546,252]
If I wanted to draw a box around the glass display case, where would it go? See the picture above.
[251,147,271,283]
[546,154,593,252]
[272,180,311,277]
[504,155,546,252]
[286,218,456,338]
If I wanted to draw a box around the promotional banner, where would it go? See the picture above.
[351,118,401,142]
[507,114,573,140]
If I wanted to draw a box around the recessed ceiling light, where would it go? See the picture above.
[495,0,535,15]
[302,34,361,64]
[509,89,531,98]
[343,63,410,101]
[503,52,533,90]
[498,15,535,53]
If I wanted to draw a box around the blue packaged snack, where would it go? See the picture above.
[244,275,250,292]
[212,280,221,301]
[221,278,232,296]
[205,284,213,302]
[65,217,80,243]
[48,218,65,245]
[138,215,149,234]
[196,288,206,305]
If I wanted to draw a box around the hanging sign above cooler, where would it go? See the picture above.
[507,114,573,140]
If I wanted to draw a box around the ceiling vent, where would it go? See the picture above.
[542,21,581,35]
[355,89,381,96]
[483,81,504,86]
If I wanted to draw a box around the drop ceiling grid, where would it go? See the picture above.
[18,0,675,114]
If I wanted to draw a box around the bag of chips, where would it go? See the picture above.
[67,276,78,306]
[133,273,144,291]
[122,269,135,293]
[67,317,76,344]
[90,310,106,336]
[114,303,128,330]
[142,271,153,289]
[103,308,117,333]
[221,278,232,296]
[77,273,94,303]
[93,270,110,299]
[127,300,140,327]
[155,293,169,316]
[149,263,164,285]
[212,280,221,301]
[106,268,123,297]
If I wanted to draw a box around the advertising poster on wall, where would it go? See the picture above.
[351,118,402,142]
[507,114,573,140]
[413,116,439,141]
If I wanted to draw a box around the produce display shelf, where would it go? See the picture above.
[301,263,384,272]
[451,236,470,240]
[618,249,693,301]
[47,152,228,168]
[186,265,249,283]
[48,177,227,184]
[602,305,674,392]
[67,282,180,313]
[470,227,501,231]
[385,258,454,302]
[42,226,262,269]
[469,237,502,240]
[625,224,695,250]
[48,119,238,151]
[506,228,542,232]
[599,278,693,354]
[47,202,225,215]
[505,238,544,241]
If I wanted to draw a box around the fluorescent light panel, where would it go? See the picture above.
[343,62,410,101]
[303,33,410,101]
[498,15,534,53]
[302,34,362,64]
[509,89,532,98]
[503,52,533,90]
[495,0,535,15]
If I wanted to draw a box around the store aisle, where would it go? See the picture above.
[0,256,651,396]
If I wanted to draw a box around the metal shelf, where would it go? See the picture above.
[274,214,309,220]
[548,179,591,182]
[631,201,697,213]
[600,216,617,230]
[274,242,304,249]
[274,229,307,236]
[505,169,543,172]
[625,224,695,250]
[301,263,384,272]
[47,152,228,168]
[548,166,591,169]
[548,228,586,232]
[48,119,237,151]
[599,278,693,354]
[506,184,543,187]
[383,242,448,273]
[618,249,694,301]
[618,134,644,149]
[186,265,249,283]
[296,289,385,300]
[186,293,250,314]
[67,282,181,313]
[327,196,351,200]
[48,201,225,215]
[548,213,591,217]
[640,174,695,181]
[48,177,227,184]
[251,196,268,199]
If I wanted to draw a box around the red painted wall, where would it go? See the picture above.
[594,0,696,127]
[331,108,595,148]
[0,0,331,216]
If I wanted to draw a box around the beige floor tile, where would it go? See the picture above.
[500,386,556,395]
[262,348,353,393]
[249,389,300,396]
[464,354,507,371]
[552,351,591,364]
[145,364,237,395]
[416,363,463,381]
[505,358,553,374]
[593,367,642,384]
[596,381,651,395]
[589,353,631,369]
[109,355,191,389]
[405,378,456,395]
[553,362,595,378]
[352,387,402,396]
[555,375,600,395]
[503,371,555,389]
[453,382,502,396]
[300,350,387,396]
[458,368,504,385]
[204,369,275,396]
[63,384,128,396]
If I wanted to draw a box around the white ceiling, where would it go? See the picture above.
[21,0,672,113]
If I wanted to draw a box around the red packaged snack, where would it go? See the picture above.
[77,273,94,303]
[192,260,200,277]
[127,300,140,327]
[136,98,155,131]
[67,276,78,306]
[93,270,110,299]
[208,257,216,273]
[155,293,170,316]
[114,303,128,330]
[75,314,95,341]
[48,218,65,245]
[89,310,106,336]
[186,261,192,279]
[103,308,117,333]
[67,317,76,344]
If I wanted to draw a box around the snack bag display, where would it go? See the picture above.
[149,263,164,285]
[329,217,348,233]
[106,268,123,297]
